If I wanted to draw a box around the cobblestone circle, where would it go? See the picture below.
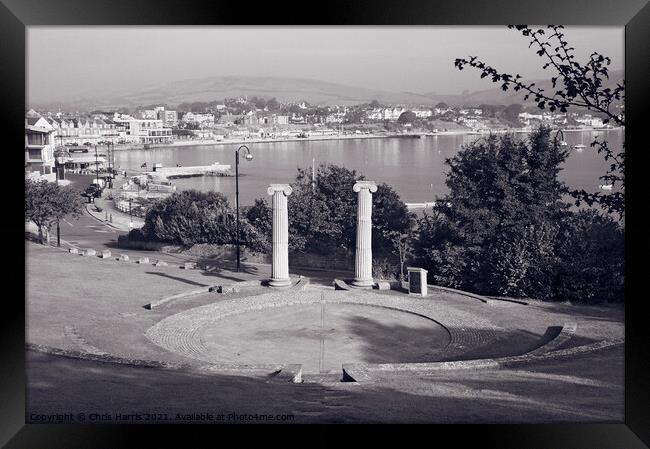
[145,288,506,366]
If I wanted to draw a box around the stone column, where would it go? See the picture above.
[352,181,377,288]
[267,184,293,287]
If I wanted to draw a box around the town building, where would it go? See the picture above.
[113,118,173,144]
[181,112,215,127]
[383,107,406,121]
[366,108,384,121]
[412,108,433,119]
[158,109,178,127]
[44,116,124,146]
[575,114,605,128]
[276,115,289,125]
[142,109,158,119]
[25,116,57,181]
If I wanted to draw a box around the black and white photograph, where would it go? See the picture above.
[6,0,647,439]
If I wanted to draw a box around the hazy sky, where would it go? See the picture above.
[27,26,624,104]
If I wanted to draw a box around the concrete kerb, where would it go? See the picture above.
[267,364,303,383]
[340,334,623,384]
[85,199,144,231]
[528,322,578,356]
[27,343,303,380]
[146,277,286,309]
[145,287,212,310]
[425,284,493,304]
[292,276,310,290]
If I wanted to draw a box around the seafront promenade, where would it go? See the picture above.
[106,125,624,152]
[109,131,453,151]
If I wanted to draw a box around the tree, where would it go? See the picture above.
[435,102,449,110]
[345,108,365,124]
[370,99,381,108]
[502,103,523,126]
[25,179,84,244]
[266,97,280,111]
[412,128,571,297]
[455,25,625,218]
[250,96,267,109]
[397,111,417,124]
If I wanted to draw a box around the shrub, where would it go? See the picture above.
[553,209,624,303]
[127,228,147,241]
[140,189,259,249]
[372,258,400,281]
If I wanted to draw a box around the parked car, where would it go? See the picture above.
[84,184,103,198]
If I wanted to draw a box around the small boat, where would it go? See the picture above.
[573,144,586,151]
[559,141,568,147]
[599,184,613,191]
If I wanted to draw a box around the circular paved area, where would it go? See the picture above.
[200,302,450,372]
[145,288,506,372]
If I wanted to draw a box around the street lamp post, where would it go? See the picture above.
[128,198,133,229]
[235,145,253,272]
[94,144,99,186]
[106,140,114,188]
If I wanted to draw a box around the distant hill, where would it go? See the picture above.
[30,71,623,111]
[32,76,436,111]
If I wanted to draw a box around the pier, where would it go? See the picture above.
[148,162,232,179]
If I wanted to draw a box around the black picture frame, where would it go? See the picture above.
[3,0,649,446]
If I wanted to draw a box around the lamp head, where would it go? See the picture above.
[244,153,253,161]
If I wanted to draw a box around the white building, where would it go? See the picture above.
[325,112,346,124]
[113,118,173,144]
[25,117,57,181]
[575,115,605,128]
[182,112,215,126]
[158,109,178,127]
[276,115,289,125]
[366,108,384,121]
[142,109,158,119]
[46,116,124,145]
[412,108,433,118]
[383,107,406,121]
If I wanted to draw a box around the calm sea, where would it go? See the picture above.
[113,129,623,207]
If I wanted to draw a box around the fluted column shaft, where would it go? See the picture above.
[268,184,292,287]
[352,181,377,287]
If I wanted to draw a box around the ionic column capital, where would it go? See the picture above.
[267,184,293,196]
[353,181,377,193]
